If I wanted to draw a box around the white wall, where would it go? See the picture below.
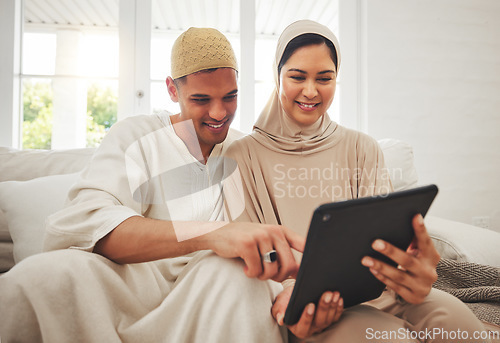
[362,0,500,232]
[0,0,21,147]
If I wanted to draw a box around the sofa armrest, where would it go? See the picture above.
[426,215,500,268]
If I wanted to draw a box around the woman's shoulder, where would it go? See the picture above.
[337,125,379,149]
[225,133,258,156]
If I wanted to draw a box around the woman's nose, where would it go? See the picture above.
[302,80,318,99]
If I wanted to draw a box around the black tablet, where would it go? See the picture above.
[283,184,438,325]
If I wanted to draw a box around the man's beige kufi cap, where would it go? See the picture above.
[171,27,238,79]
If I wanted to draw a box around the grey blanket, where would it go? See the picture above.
[433,258,500,325]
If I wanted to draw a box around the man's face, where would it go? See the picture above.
[167,68,238,159]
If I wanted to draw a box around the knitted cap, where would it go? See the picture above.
[171,27,238,79]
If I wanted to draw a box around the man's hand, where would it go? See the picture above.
[361,214,440,304]
[272,283,343,339]
[201,222,306,282]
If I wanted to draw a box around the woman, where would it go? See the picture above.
[224,20,487,342]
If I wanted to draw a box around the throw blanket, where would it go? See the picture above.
[433,258,500,325]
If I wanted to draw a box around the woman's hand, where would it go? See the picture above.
[361,214,440,304]
[272,282,343,339]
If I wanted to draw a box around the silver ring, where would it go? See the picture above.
[262,250,278,263]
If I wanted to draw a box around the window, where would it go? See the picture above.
[20,0,119,149]
[3,0,344,149]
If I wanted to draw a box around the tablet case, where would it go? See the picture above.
[284,184,438,325]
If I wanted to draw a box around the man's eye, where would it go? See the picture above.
[224,94,238,101]
[192,98,209,103]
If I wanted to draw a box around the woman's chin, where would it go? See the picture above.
[288,112,324,127]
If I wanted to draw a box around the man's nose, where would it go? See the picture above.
[209,101,227,121]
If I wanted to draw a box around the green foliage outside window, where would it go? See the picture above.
[22,80,117,149]
[87,83,117,130]
[22,81,53,149]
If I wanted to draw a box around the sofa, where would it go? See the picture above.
[0,139,499,339]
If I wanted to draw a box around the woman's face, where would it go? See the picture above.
[279,43,336,127]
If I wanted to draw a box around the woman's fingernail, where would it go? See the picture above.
[373,240,385,251]
[362,257,374,267]
[324,292,332,304]
[277,312,284,325]
[417,214,424,226]
[307,304,315,315]
[333,292,340,303]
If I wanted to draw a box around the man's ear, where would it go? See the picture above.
[166,76,179,102]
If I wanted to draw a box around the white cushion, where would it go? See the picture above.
[0,147,94,182]
[0,173,79,263]
[378,139,418,191]
[0,147,93,271]
[426,215,500,268]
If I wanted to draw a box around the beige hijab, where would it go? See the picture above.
[225,20,391,237]
[252,20,342,154]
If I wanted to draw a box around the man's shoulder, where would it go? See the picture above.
[99,113,170,149]
[110,113,167,133]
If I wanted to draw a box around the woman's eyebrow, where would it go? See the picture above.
[288,68,306,74]
[287,68,335,75]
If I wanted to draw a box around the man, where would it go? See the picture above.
[0,27,304,343]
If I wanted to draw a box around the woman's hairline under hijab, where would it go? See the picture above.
[277,33,338,77]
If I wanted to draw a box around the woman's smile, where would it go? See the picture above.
[296,101,320,111]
